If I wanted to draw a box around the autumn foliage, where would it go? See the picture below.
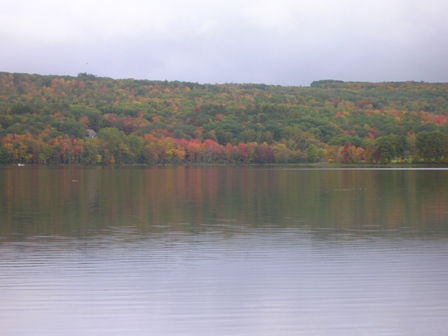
[1,73,448,164]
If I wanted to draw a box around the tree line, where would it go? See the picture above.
[1,73,448,164]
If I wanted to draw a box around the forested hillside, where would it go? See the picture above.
[1,72,448,164]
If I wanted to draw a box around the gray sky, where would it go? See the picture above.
[1,0,447,86]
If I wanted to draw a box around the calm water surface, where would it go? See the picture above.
[1,166,448,336]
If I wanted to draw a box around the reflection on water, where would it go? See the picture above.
[1,166,448,335]
[1,166,448,239]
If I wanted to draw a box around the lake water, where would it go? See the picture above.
[1,166,448,336]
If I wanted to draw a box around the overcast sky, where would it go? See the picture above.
[1,0,447,86]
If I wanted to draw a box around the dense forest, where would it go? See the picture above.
[1,72,448,165]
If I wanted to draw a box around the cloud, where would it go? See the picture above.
[1,0,447,85]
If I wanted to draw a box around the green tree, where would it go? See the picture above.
[305,144,320,163]
[127,135,143,163]
[374,135,401,163]
[416,130,448,162]
[98,127,127,163]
